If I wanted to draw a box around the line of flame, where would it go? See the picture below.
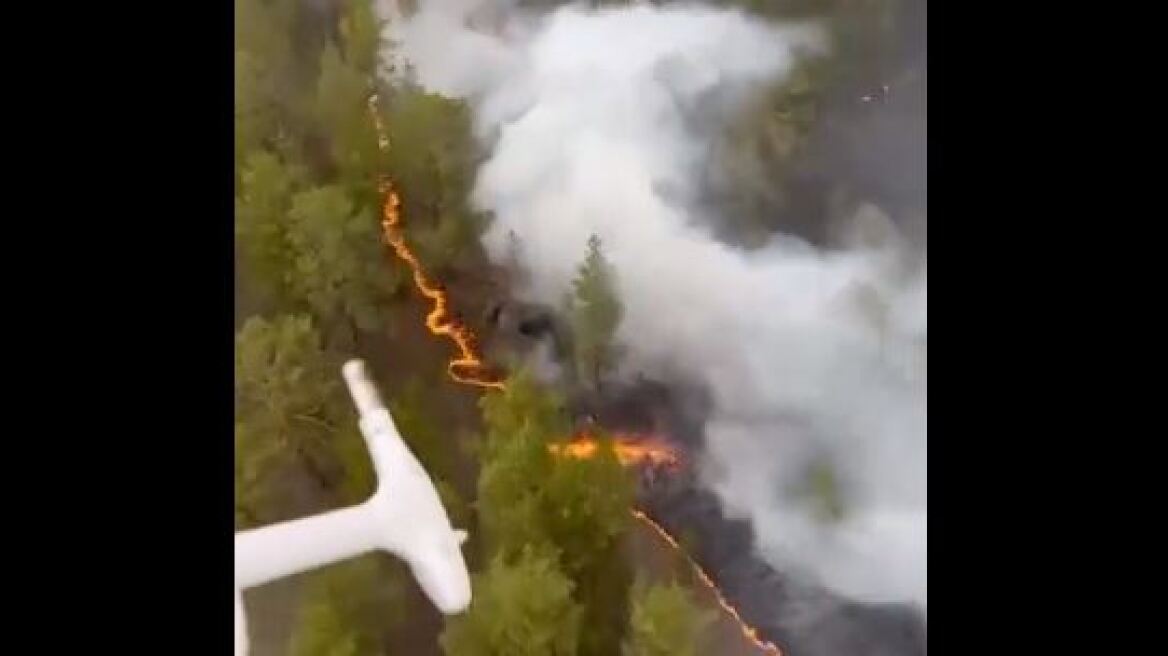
[631,509,783,655]
[369,93,504,390]
[367,90,779,655]
[548,433,682,470]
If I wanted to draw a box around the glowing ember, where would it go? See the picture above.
[367,90,780,656]
[549,432,682,470]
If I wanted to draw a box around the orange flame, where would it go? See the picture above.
[552,436,781,654]
[549,432,682,470]
[367,91,779,655]
[369,94,504,390]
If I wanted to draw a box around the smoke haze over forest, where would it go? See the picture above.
[382,0,927,619]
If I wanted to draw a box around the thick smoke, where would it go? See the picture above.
[384,0,926,612]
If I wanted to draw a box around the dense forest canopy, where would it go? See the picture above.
[235,2,701,653]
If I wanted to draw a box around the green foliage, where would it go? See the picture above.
[235,50,279,169]
[235,421,281,529]
[381,84,486,273]
[578,551,634,656]
[480,370,568,457]
[234,0,297,70]
[391,377,453,478]
[331,421,376,505]
[440,549,583,656]
[289,556,408,656]
[475,371,566,559]
[566,235,623,389]
[234,315,373,516]
[436,478,472,530]
[234,314,335,518]
[235,314,338,437]
[477,424,556,559]
[236,150,306,306]
[284,183,401,336]
[542,438,632,578]
[474,371,634,654]
[234,0,306,170]
[544,437,633,655]
[340,0,384,77]
[236,0,480,337]
[235,3,683,653]
[314,42,382,196]
[623,580,714,656]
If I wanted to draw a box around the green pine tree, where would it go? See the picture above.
[623,579,715,656]
[440,549,583,656]
[566,235,623,391]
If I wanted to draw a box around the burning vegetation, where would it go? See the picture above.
[368,86,785,654]
[549,432,682,471]
[237,1,924,653]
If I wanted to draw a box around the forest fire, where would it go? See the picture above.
[367,91,781,656]
[549,432,683,470]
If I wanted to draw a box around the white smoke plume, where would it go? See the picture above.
[382,0,927,610]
